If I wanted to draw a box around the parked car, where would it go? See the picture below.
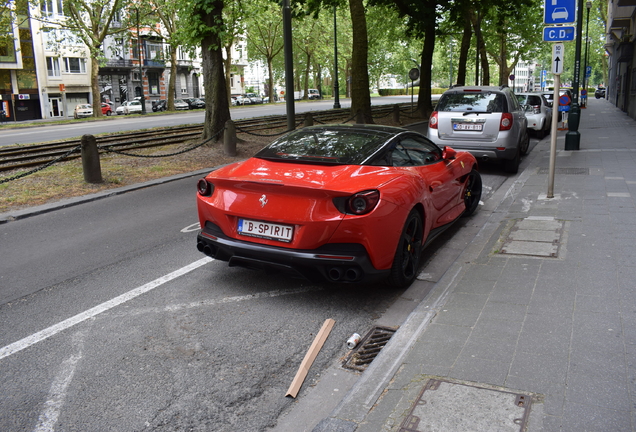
[196,124,482,288]
[73,104,93,119]
[427,86,529,173]
[116,100,143,115]
[152,100,167,112]
[173,99,190,110]
[101,103,112,116]
[244,93,263,104]
[515,92,552,138]
[184,98,206,109]
[232,94,248,105]
[595,87,606,99]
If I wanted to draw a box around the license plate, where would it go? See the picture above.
[453,123,483,131]
[237,219,294,242]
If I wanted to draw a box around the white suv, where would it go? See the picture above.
[427,86,529,173]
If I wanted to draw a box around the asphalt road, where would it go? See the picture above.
[0,109,540,431]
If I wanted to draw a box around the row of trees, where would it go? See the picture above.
[1,0,608,141]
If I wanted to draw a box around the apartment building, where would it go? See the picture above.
[1,1,247,122]
[605,0,635,118]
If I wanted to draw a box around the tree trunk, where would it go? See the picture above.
[470,10,489,85]
[168,45,177,110]
[198,0,230,143]
[267,59,274,102]
[303,52,311,100]
[455,9,472,86]
[224,45,233,105]
[416,18,435,118]
[348,0,373,123]
[91,52,102,117]
[498,32,507,86]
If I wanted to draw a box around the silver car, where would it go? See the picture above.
[427,86,528,173]
[516,93,552,139]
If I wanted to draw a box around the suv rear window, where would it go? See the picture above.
[517,95,542,106]
[437,92,507,113]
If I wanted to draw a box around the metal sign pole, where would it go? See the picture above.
[548,73,560,199]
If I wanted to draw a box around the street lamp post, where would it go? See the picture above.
[582,1,592,108]
[449,39,454,88]
[333,5,341,109]
[564,0,584,150]
[136,9,146,114]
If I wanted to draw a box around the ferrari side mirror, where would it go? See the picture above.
[442,146,457,160]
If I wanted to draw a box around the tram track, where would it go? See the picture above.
[0,104,414,173]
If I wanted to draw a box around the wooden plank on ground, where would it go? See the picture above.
[285,318,336,398]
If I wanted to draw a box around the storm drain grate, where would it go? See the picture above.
[537,167,589,175]
[343,326,397,371]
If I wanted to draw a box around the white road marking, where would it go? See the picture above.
[0,257,213,360]
[181,222,201,233]
[32,330,88,432]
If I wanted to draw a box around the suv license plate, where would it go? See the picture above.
[238,219,293,242]
[453,123,483,131]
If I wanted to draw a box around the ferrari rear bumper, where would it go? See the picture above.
[196,223,389,284]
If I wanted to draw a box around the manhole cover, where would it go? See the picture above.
[343,326,396,371]
[399,379,533,432]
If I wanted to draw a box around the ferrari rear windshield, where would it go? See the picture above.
[255,128,390,164]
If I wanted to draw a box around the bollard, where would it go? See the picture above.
[303,112,314,127]
[81,134,102,183]
[355,110,365,124]
[392,104,400,123]
[224,120,237,156]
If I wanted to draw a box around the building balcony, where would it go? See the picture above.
[144,59,166,68]
[103,58,136,68]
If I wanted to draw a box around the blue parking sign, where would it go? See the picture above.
[543,26,576,42]
[544,0,576,25]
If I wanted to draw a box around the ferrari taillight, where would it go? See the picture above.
[345,190,380,215]
[429,112,439,129]
[197,178,214,196]
[499,113,513,131]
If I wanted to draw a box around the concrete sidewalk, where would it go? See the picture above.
[314,98,636,432]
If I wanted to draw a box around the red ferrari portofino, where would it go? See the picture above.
[196,124,481,288]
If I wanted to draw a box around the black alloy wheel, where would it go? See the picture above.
[389,210,423,288]
[462,169,482,217]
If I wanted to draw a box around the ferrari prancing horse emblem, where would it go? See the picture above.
[259,194,268,207]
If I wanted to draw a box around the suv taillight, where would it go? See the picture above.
[499,113,513,131]
[429,112,439,129]
[533,105,541,114]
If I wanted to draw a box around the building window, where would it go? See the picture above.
[40,0,63,16]
[47,57,60,76]
[178,47,189,61]
[64,57,86,73]
[146,42,163,60]
[180,73,187,94]
[148,72,159,94]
